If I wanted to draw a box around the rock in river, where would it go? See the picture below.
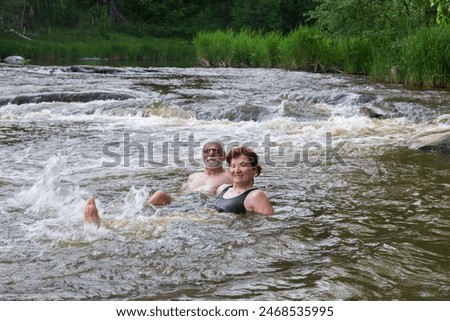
[413,131,450,154]
[3,56,28,65]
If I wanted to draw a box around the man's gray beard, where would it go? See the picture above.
[204,159,224,168]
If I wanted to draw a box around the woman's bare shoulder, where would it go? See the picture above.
[216,183,231,195]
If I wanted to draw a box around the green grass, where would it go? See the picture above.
[1,28,196,66]
[279,27,327,71]
[192,26,450,88]
[193,28,282,67]
[398,26,450,87]
[193,29,234,65]
[368,37,397,83]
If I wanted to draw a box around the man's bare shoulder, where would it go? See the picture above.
[187,169,230,194]
[188,172,205,181]
[217,171,232,183]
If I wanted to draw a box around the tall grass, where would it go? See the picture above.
[339,37,372,74]
[193,29,234,65]
[398,26,450,87]
[279,27,327,71]
[232,28,260,66]
[192,29,282,67]
[192,25,450,88]
[368,36,397,83]
[264,31,282,67]
[278,30,373,74]
[1,29,196,66]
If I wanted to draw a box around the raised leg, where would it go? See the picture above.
[83,197,101,227]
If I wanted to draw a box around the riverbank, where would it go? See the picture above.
[1,26,449,88]
[0,28,196,67]
[193,26,450,88]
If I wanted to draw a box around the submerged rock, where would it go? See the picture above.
[360,101,401,119]
[361,106,388,119]
[1,91,135,106]
[216,103,275,122]
[199,58,210,67]
[414,131,450,154]
[67,65,124,74]
[66,65,160,74]
[79,57,108,62]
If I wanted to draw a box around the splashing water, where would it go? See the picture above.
[16,154,83,218]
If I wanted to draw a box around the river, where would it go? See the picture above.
[0,64,449,300]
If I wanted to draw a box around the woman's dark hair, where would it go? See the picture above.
[226,146,262,176]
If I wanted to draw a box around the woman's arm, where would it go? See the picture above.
[244,190,274,215]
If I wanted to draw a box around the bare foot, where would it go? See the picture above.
[147,190,173,206]
[83,197,101,227]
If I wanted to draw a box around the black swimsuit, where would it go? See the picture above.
[213,185,257,214]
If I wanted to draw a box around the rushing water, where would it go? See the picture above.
[0,65,449,300]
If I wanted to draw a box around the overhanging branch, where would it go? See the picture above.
[8,28,33,41]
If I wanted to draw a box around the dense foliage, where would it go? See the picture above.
[1,0,448,40]
[2,0,448,37]
[0,0,316,38]
[309,0,438,38]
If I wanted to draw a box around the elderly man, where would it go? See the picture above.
[147,140,232,205]
[84,140,232,226]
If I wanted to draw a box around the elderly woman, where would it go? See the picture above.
[213,146,274,215]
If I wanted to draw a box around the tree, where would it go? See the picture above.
[1,0,33,32]
[97,0,125,24]
[308,0,437,38]
[230,0,282,32]
[431,0,450,25]
[279,0,317,33]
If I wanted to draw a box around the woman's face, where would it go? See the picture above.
[229,154,256,185]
